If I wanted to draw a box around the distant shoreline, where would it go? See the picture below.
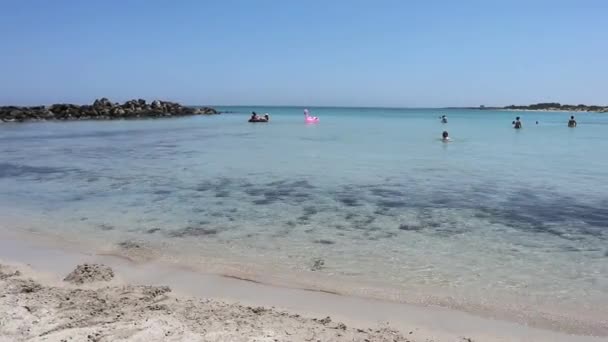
[447,103,608,113]
[502,108,603,113]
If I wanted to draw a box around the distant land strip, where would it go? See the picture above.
[446,103,608,112]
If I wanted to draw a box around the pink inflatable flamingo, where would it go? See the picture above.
[304,109,319,123]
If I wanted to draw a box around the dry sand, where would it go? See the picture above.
[0,262,418,342]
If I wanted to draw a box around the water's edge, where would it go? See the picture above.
[1,226,605,337]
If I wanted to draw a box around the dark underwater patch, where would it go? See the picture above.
[302,206,318,216]
[376,199,408,208]
[98,224,115,231]
[473,188,608,241]
[344,213,357,221]
[0,162,75,179]
[214,191,230,198]
[338,196,360,207]
[245,179,315,205]
[168,226,218,237]
[369,188,404,198]
[297,215,311,223]
[253,198,274,205]
[195,178,232,193]
[399,223,423,231]
[314,239,336,245]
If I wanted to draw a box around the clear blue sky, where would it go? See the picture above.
[1,0,606,107]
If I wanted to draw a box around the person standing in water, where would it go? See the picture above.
[512,116,522,129]
[442,131,450,142]
[440,115,448,123]
[568,115,577,127]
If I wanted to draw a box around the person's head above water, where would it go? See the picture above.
[571,115,575,120]
[516,116,520,121]
[442,131,449,139]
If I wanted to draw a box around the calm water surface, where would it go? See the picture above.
[1,107,607,331]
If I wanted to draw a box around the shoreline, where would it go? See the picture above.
[2,221,607,338]
[0,231,606,341]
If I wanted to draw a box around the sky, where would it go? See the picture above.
[0,0,606,107]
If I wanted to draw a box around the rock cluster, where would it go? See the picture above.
[0,98,218,122]
[63,263,115,284]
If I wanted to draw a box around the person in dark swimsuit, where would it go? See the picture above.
[568,115,577,127]
[513,116,522,129]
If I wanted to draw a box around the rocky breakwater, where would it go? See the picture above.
[0,98,218,122]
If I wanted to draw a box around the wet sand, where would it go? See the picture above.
[1,235,606,342]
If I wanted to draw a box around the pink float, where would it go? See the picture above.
[304,109,319,123]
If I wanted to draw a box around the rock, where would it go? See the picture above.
[249,306,267,314]
[1,98,218,122]
[316,316,332,325]
[93,98,113,109]
[140,285,171,298]
[64,264,114,284]
[16,280,42,293]
[311,258,325,271]
[151,100,162,109]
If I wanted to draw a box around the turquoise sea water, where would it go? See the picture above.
[1,107,607,331]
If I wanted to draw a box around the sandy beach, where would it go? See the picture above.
[1,234,606,342]
[1,262,409,342]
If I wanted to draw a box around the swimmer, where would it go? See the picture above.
[442,130,450,142]
[440,115,448,123]
[513,116,522,129]
[568,115,577,127]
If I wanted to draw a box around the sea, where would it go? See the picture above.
[1,107,607,333]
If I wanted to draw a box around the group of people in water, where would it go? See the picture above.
[248,110,579,142]
[511,115,577,129]
[249,112,270,122]
[439,114,578,142]
[248,109,319,123]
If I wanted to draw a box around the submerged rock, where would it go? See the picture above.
[64,264,114,284]
[0,98,218,122]
[311,258,325,271]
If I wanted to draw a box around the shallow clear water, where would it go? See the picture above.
[1,107,607,328]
